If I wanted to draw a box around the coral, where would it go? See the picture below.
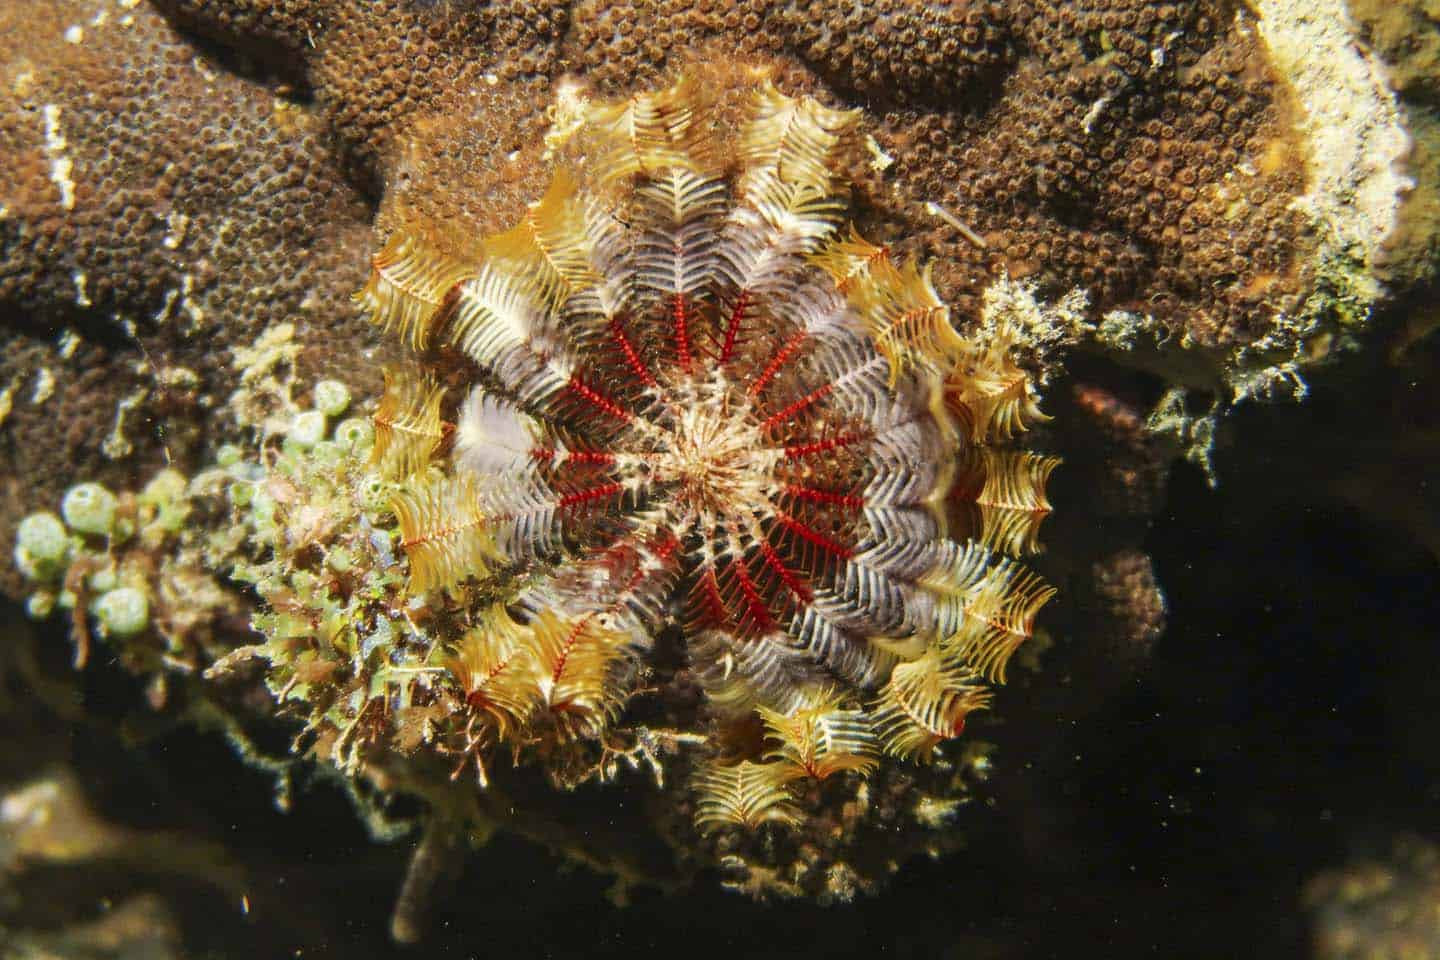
[0,0,1419,609]
[1348,0,1440,294]
[21,0,1406,383]
[0,0,378,598]
[0,764,238,956]
[1081,547,1166,674]
[152,0,570,193]
[0,1,370,335]
[1067,381,1173,515]
[553,0,1327,353]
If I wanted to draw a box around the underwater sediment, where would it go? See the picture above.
[0,0,1435,949]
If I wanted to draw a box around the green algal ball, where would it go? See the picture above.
[93,586,149,639]
[334,417,375,452]
[25,591,56,620]
[313,380,352,418]
[327,545,355,574]
[250,489,279,536]
[229,480,256,508]
[290,410,328,447]
[61,483,118,536]
[88,566,118,594]
[14,511,69,580]
[141,468,188,506]
[308,439,344,468]
[215,444,243,468]
[356,474,391,513]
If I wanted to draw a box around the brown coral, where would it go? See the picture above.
[0,0,379,595]
[146,0,1312,352]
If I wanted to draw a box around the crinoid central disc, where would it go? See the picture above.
[651,374,776,521]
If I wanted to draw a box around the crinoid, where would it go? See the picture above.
[355,73,1058,843]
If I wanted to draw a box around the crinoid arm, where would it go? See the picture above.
[689,627,825,718]
[454,388,536,476]
[945,557,1056,684]
[371,368,449,481]
[872,644,993,761]
[692,759,803,833]
[945,332,1049,444]
[810,224,898,294]
[523,607,635,741]
[758,686,879,780]
[391,471,501,595]
[445,264,546,370]
[849,259,966,384]
[738,80,860,193]
[917,538,996,639]
[949,448,1060,557]
[443,604,541,741]
[482,169,598,308]
[357,230,476,351]
[584,73,714,186]
[632,167,729,310]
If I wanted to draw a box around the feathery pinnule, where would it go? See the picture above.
[371,368,448,481]
[482,169,599,309]
[444,604,541,741]
[584,73,714,186]
[849,259,966,384]
[692,759,803,832]
[945,331,1049,444]
[391,471,500,595]
[631,168,729,310]
[738,80,860,193]
[733,169,847,256]
[872,644,992,760]
[445,263,548,371]
[950,448,1059,557]
[917,539,996,640]
[524,608,634,741]
[454,388,535,477]
[357,231,476,351]
[946,559,1056,684]
[758,687,879,780]
[810,224,899,293]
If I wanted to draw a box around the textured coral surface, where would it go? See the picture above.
[0,0,1415,583]
[0,0,1429,940]
[0,0,381,599]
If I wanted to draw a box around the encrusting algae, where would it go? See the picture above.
[12,71,1064,907]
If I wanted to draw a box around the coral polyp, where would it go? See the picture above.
[350,72,1059,829]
